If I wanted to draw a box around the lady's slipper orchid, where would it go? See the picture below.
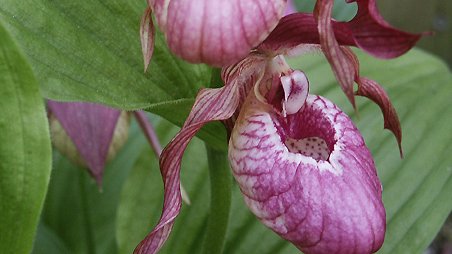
[135,1,422,253]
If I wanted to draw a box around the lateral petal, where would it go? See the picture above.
[314,0,356,108]
[134,82,240,254]
[356,77,403,157]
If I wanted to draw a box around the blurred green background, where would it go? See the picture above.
[379,0,452,67]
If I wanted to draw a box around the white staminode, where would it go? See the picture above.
[285,136,330,161]
[281,70,309,115]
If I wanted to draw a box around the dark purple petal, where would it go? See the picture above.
[229,92,385,254]
[140,6,155,72]
[134,83,240,254]
[356,77,403,157]
[341,47,403,157]
[314,0,356,108]
[260,1,422,59]
[347,0,423,59]
[259,13,355,54]
[48,101,121,185]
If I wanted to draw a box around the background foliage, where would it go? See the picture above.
[0,0,451,254]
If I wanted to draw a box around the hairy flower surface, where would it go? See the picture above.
[135,1,422,253]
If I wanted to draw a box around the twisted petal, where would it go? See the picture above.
[151,0,287,66]
[356,77,403,156]
[47,101,121,185]
[341,47,403,156]
[134,82,240,254]
[315,0,356,108]
[229,93,385,254]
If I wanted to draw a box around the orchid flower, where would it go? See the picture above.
[135,0,422,253]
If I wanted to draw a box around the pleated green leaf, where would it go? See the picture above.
[0,0,225,149]
[0,0,210,110]
[116,49,452,254]
[0,22,52,254]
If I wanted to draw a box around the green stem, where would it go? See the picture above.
[78,171,96,254]
[201,145,232,254]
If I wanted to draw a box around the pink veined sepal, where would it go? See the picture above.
[134,81,240,254]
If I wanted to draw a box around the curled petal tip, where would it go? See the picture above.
[348,0,423,59]
[356,77,403,157]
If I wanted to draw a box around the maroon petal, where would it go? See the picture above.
[260,1,422,59]
[47,101,121,185]
[341,47,403,157]
[259,13,355,54]
[314,0,356,108]
[134,83,240,254]
[229,93,385,254]
[356,77,403,157]
[347,0,423,59]
[140,6,155,72]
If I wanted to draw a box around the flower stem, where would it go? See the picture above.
[134,111,162,156]
[201,145,232,254]
[78,170,96,254]
[134,110,191,204]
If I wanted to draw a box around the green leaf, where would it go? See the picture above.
[0,21,52,254]
[0,0,210,110]
[117,49,452,254]
[0,0,226,149]
[34,120,148,254]
[32,223,70,254]
[145,99,228,151]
